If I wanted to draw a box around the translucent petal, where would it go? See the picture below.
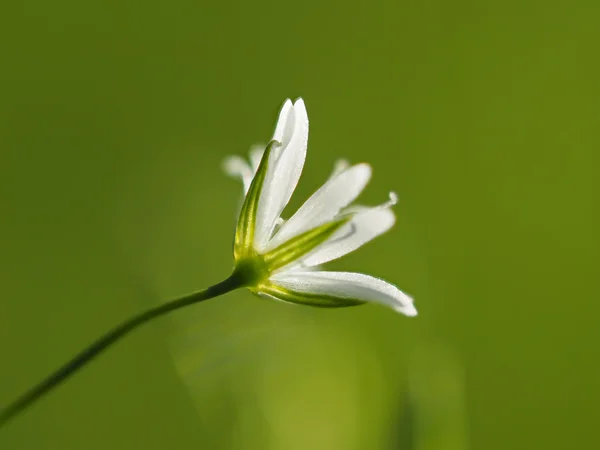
[272,99,294,150]
[300,207,396,267]
[222,155,254,193]
[255,99,309,250]
[327,159,351,180]
[266,163,372,251]
[269,271,417,316]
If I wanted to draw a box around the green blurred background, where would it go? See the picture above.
[1,1,598,449]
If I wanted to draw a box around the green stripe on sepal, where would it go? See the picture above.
[234,140,279,260]
[258,283,366,308]
[263,217,350,271]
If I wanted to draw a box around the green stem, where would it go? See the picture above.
[0,273,242,428]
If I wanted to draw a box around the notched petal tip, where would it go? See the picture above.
[272,99,295,145]
[292,97,305,107]
[294,101,309,138]
[254,101,309,250]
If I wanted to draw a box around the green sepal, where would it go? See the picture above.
[234,140,279,260]
[231,253,270,288]
[263,218,350,271]
[257,284,366,308]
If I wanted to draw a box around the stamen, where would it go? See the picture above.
[381,191,398,208]
[338,192,398,217]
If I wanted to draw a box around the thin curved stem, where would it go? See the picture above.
[0,273,242,428]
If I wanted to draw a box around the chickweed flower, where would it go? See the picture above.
[0,97,416,429]
[224,98,416,316]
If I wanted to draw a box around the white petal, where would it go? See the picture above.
[265,163,372,250]
[271,99,294,150]
[255,99,309,250]
[270,271,417,316]
[300,207,395,267]
[222,155,254,193]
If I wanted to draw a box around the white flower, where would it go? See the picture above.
[223,98,417,316]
